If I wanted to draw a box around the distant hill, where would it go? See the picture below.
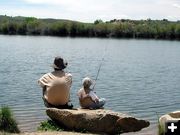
[0,15,180,40]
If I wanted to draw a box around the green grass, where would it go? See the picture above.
[156,112,164,135]
[158,119,165,135]
[158,123,164,135]
[37,119,88,133]
[0,106,20,133]
[37,119,63,131]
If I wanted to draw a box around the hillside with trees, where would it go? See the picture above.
[0,15,180,40]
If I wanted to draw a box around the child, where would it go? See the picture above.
[78,77,106,109]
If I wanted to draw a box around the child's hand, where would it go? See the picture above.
[85,94,91,98]
[94,98,99,103]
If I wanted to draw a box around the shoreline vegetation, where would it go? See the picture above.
[0,106,91,135]
[0,106,153,135]
[0,15,180,40]
[0,106,20,133]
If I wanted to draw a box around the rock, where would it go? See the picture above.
[159,111,180,135]
[46,108,150,134]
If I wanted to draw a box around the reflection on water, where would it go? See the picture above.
[0,35,180,134]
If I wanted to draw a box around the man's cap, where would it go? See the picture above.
[51,56,68,70]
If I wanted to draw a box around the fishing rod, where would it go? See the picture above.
[92,57,104,90]
[92,44,108,90]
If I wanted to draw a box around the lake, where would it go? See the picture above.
[0,35,180,134]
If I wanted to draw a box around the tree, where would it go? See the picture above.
[94,19,103,25]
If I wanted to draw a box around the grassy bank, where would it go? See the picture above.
[38,120,89,134]
[0,15,180,40]
[0,109,94,135]
[37,120,63,132]
[0,106,20,133]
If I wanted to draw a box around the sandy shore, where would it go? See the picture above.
[0,129,157,135]
[0,131,96,135]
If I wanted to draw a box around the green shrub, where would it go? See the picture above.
[156,112,164,135]
[38,119,93,134]
[37,119,63,131]
[0,106,20,133]
[158,123,164,135]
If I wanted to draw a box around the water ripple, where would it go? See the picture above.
[1,36,180,134]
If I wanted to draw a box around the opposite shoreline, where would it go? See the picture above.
[0,15,180,40]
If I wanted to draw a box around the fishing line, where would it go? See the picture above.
[92,44,108,90]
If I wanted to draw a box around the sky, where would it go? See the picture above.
[0,0,180,22]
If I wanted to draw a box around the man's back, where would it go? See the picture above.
[38,70,72,105]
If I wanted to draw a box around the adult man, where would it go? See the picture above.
[38,56,73,109]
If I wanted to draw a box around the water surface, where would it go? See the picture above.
[0,35,180,134]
